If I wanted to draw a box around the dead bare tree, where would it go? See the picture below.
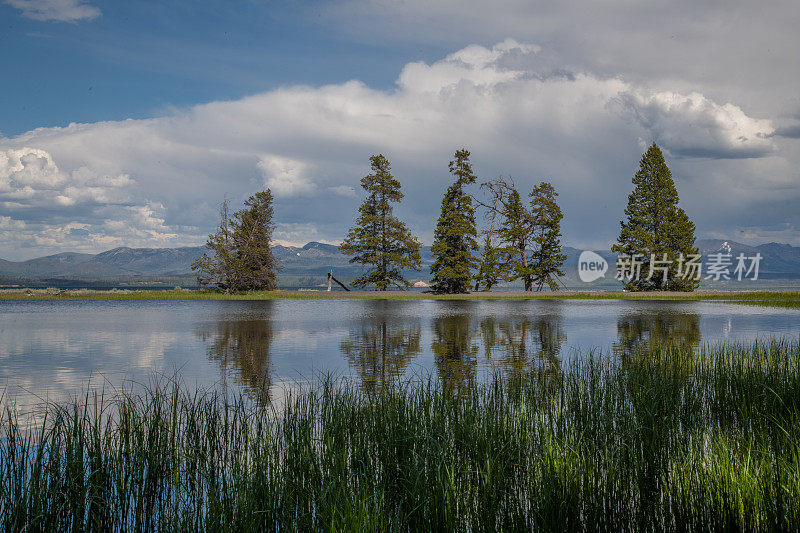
[472,178,517,290]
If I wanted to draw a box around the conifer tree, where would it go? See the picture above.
[430,149,479,293]
[192,190,279,292]
[612,144,699,291]
[496,187,536,290]
[479,177,566,291]
[474,233,502,291]
[230,190,279,291]
[529,182,566,290]
[340,154,422,290]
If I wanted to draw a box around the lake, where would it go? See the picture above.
[2,299,799,413]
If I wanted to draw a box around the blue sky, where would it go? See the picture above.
[1,0,799,260]
[1,1,444,136]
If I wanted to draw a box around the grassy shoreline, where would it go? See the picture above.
[2,341,799,530]
[2,287,800,307]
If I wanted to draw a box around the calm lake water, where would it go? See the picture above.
[1,299,799,413]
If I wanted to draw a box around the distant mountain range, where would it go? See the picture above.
[1,239,799,288]
[0,242,434,288]
[0,247,205,279]
[696,239,800,279]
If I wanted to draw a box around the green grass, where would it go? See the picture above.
[3,340,800,530]
[2,288,800,308]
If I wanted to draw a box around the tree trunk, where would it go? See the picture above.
[521,241,531,291]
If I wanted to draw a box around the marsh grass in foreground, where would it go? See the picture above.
[3,341,800,530]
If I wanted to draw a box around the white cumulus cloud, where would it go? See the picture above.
[0,147,133,208]
[0,148,199,258]
[613,91,775,159]
[257,155,316,197]
[0,40,797,258]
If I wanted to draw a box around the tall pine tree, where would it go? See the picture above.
[528,182,566,290]
[430,149,479,293]
[340,154,422,290]
[612,143,699,291]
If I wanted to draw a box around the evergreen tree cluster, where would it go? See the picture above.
[473,177,566,292]
[342,149,568,294]
[194,143,697,294]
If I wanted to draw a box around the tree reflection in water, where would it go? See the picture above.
[339,301,422,392]
[199,303,274,401]
[431,311,480,394]
[431,302,566,399]
[614,307,701,359]
[480,311,565,401]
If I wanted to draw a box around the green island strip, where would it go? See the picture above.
[2,288,800,307]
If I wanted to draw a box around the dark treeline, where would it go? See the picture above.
[194,143,697,293]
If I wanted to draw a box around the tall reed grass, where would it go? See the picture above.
[2,340,800,531]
